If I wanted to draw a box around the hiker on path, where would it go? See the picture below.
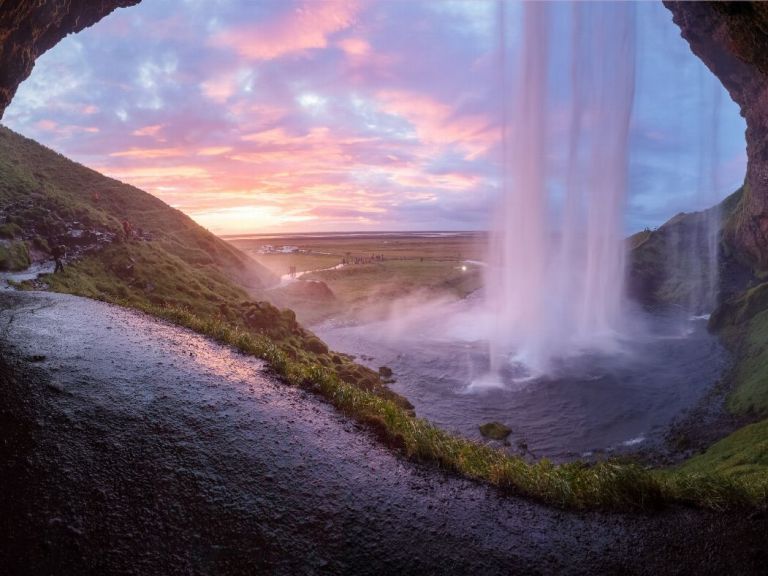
[51,242,66,273]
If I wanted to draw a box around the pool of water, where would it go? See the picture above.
[315,299,728,461]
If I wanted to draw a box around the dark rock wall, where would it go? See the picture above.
[0,0,141,119]
[664,1,768,268]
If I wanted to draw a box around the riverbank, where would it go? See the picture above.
[1,291,767,575]
[313,305,732,464]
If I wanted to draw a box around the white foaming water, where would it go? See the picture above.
[485,3,636,373]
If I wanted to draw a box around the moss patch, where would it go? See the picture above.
[0,222,22,239]
[0,240,30,271]
[675,419,768,482]
[627,186,749,308]
[727,308,768,415]
[479,422,512,440]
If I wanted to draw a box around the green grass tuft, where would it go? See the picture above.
[479,421,512,440]
[673,419,768,485]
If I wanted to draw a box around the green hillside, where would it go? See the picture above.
[628,185,768,483]
[0,124,410,411]
[0,125,275,291]
[627,187,753,311]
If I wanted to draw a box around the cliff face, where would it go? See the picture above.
[0,0,141,118]
[664,1,768,268]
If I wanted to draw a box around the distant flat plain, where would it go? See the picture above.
[227,232,486,325]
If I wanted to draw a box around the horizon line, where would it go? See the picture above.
[219,229,488,238]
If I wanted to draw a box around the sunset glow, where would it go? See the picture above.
[4,0,746,234]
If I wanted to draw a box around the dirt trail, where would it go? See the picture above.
[0,291,765,575]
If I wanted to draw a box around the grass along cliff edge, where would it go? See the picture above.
[1,124,767,510]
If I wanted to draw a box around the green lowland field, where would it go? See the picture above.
[229,233,485,324]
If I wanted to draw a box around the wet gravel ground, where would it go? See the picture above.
[0,291,766,575]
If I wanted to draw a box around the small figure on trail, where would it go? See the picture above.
[51,242,66,273]
[122,219,133,240]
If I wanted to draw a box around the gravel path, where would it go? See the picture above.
[0,291,765,575]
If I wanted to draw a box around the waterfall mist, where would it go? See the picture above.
[485,2,636,374]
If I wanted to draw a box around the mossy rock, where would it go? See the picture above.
[0,240,30,271]
[710,281,768,331]
[0,222,22,239]
[479,421,511,440]
[302,335,328,354]
[626,186,749,310]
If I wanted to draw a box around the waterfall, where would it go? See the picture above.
[663,70,723,316]
[485,2,636,374]
[698,72,723,314]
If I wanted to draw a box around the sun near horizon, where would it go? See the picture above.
[3,0,746,237]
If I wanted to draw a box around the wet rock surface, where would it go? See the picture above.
[0,291,766,575]
[0,1,141,118]
[664,2,768,267]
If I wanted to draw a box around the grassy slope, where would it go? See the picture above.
[0,126,275,291]
[668,189,768,480]
[729,309,768,414]
[627,187,749,308]
[0,125,409,410]
[677,420,768,482]
[1,125,766,511]
[673,289,768,480]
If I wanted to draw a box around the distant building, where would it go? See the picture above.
[258,244,300,254]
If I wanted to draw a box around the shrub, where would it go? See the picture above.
[0,241,30,271]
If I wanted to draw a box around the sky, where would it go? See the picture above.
[2,0,747,235]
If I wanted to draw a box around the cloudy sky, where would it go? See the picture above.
[3,0,747,235]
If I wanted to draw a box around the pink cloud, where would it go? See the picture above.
[110,147,185,159]
[226,103,287,131]
[388,168,482,191]
[376,90,497,160]
[96,164,211,184]
[132,124,165,138]
[337,37,370,57]
[34,119,99,137]
[200,74,238,103]
[210,0,359,60]
[197,146,233,157]
[35,119,59,132]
